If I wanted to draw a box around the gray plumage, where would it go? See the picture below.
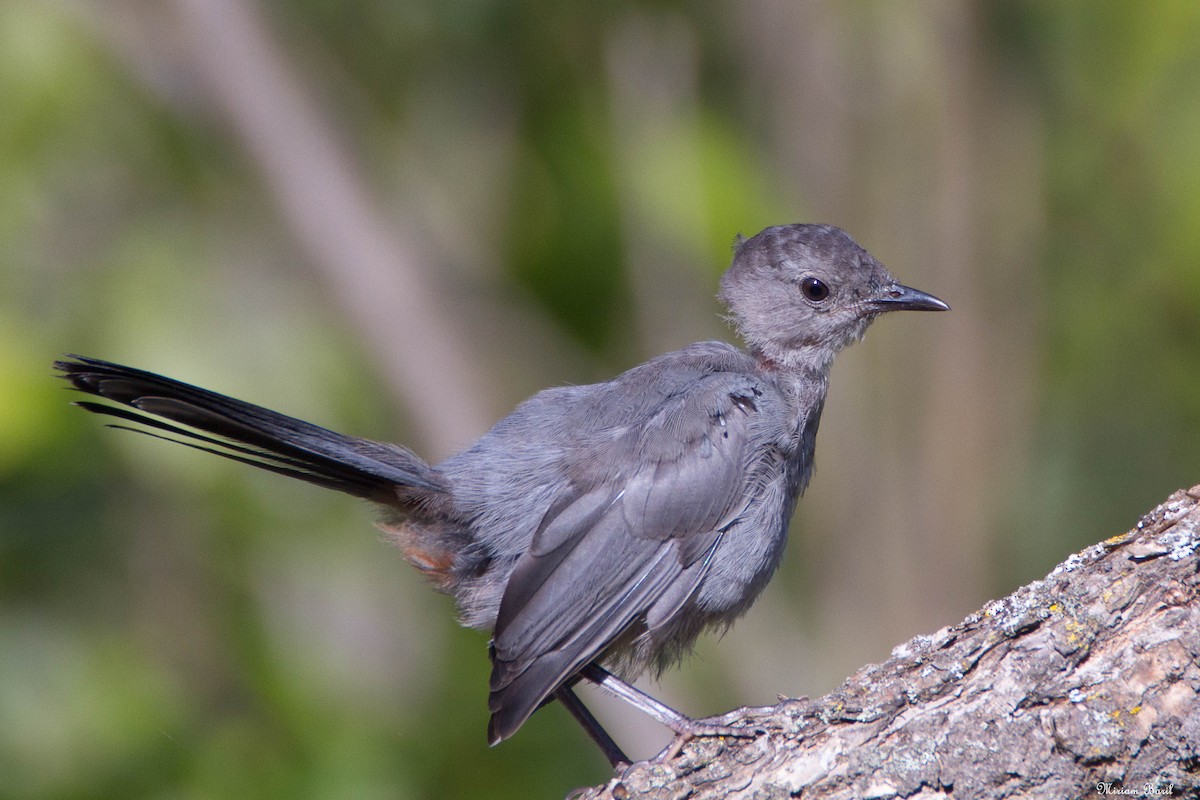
[55,223,948,756]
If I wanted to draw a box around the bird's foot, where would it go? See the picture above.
[655,716,762,762]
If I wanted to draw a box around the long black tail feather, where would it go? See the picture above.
[55,355,447,505]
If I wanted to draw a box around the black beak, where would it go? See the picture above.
[868,283,950,313]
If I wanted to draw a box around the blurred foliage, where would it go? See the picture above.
[986,0,1200,567]
[2,1,1199,798]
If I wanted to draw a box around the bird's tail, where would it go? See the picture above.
[55,355,450,508]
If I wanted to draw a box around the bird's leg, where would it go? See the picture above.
[579,663,757,754]
[553,685,631,767]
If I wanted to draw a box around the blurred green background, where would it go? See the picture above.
[3,1,1199,797]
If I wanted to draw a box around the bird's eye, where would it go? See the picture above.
[800,277,829,302]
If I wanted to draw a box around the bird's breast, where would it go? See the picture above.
[689,468,795,620]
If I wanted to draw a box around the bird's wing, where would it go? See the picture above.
[486,373,766,743]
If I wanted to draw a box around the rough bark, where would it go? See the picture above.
[577,485,1200,799]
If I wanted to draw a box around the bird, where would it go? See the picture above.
[56,223,948,766]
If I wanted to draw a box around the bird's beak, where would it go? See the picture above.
[867,283,950,313]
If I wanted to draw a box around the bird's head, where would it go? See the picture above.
[719,224,948,372]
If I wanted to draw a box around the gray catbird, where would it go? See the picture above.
[56,223,947,765]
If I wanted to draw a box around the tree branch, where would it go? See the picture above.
[168,0,494,456]
[579,484,1200,799]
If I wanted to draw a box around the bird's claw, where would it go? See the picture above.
[655,718,763,762]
